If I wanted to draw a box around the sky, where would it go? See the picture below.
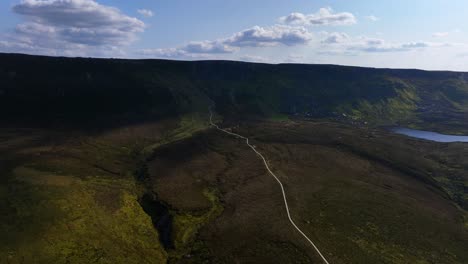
[1,0,468,71]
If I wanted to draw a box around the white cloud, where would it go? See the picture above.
[225,25,313,47]
[137,9,153,18]
[432,32,449,38]
[348,38,425,52]
[4,0,145,56]
[0,35,126,57]
[138,48,215,60]
[138,14,458,63]
[140,25,313,59]
[321,32,350,44]
[318,33,454,54]
[279,7,356,26]
[337,37,450,53]
[365,15,379,21]
[138,40,236,58]
[138,48,187,58]
[184,41,237,53]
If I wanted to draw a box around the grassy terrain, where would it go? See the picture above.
[251,121,468,263]
[1,110,467,263]
[2,174,165,263]
[0,114,214,263]
[145,119,468,264]
[1,53,468,263]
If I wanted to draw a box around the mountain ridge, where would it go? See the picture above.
[1,53,467,133]
[4,52,468,73]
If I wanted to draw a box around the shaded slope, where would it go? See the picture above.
[1,53,467,132]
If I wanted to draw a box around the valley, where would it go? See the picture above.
[0,54,467,263]
[1,111,467,263]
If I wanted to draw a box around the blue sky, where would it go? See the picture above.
[1,0,468,70]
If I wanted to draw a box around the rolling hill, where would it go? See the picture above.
[0,53,467,263]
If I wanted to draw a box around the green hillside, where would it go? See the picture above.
[1,53,467,133]
[0,53,467,263]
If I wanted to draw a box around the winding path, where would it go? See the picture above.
[209,109,330,264]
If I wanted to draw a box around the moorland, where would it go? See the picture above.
[0,53,467,263]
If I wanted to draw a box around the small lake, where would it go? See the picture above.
[392,128,468,143]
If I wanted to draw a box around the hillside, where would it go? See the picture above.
[1,53,468,133]
[0,53,467,263]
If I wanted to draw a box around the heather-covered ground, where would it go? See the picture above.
[2,115,466,263]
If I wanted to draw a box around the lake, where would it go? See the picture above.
[392,128,468,143]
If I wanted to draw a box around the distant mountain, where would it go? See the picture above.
[1,53,467,133]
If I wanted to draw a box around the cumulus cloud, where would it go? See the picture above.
[135,4,455,61]
[0,39,46,54]
[225,25,313,47]
[140,25,313,59]
[184,41,237,53]
[13,0,144,32]
[138,40,236,58]
[321,32,350,44]
[137,9,153,18]
[3,0,145,56]
[138,48,187,58]
[279,7,356,26]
